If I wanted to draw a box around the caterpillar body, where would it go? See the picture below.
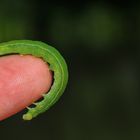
[0,40,68,120]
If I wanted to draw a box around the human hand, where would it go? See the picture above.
[0,54,52,121]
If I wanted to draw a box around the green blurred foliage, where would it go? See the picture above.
[49,4,124,50]
[0,0,140,140]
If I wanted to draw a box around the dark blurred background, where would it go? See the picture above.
[0,0,140,140]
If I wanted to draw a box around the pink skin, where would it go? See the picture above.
[0,55,52,121]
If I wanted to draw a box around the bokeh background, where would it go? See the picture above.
[0,0,140,140]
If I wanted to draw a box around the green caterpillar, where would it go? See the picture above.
[0,40,68,120]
